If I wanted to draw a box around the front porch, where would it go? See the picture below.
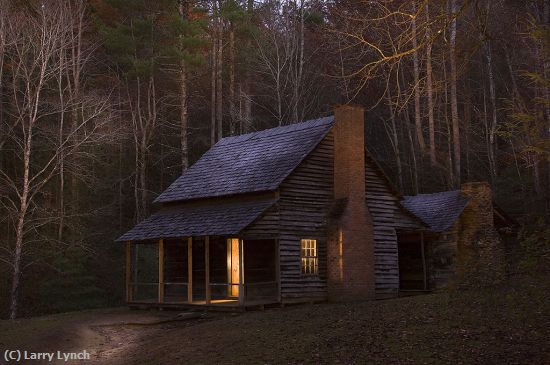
[125,237,280,309]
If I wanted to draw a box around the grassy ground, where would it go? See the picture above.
[0,274,548,365]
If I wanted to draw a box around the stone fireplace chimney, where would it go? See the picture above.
[327,105,375,301]
[457,182,505,285]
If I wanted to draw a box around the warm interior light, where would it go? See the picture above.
[300,239,318,275]
[227,238,240,297]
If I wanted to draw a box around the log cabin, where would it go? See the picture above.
[116,105,512,309]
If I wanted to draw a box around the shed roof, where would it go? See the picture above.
[116,198,276,242]
[154,116,334,203]
[401,190,469,232]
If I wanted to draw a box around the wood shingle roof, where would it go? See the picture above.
[401,190,469,232]
[116,198,276,242]
[154,116,334,203]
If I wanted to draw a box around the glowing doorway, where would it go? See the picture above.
[227,238,242,297]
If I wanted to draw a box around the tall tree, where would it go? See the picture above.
[0,1,112,319]
[176,0,207,172]
[449,0,461,186]
[426,1,437,166]
[412,1,426,152]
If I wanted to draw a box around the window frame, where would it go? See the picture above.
[300,239,318,276]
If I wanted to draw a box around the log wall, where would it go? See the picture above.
[244,132,334,301]
[364,155,424,296]
[246,134,425,301]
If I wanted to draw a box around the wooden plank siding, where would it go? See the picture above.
[245,132,424,301]
[278,131,333,300]
[241,204,280,238]
[364,156,424,295]
[243,131,334,301]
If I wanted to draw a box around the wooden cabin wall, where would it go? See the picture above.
[246,137,426,301]
[364,156,424,296]
[242,204,280,238]
[277,132,334,300]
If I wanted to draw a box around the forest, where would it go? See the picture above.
[0,0,548,320]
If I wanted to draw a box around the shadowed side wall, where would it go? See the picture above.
[363,155,425,297]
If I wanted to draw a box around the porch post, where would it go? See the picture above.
[276,239,281,303]
[205,236,211,304]
[187,237,193,303]
[238,239,245,306]
[227,239,231,297]
[158,239,164,303]
[125,241,132,302]
[420,232,427,290]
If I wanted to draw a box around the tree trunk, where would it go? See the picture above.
[426,2,436,166]
[412,1,426,152]
[443,54,454,188]
[138,139,147,221]
[400,70,418,194]
[485,38,498,179]
[240,0,254,134]
[180,62,188,173]
[68,2,84,212]
[133,136,141,222]
[10,206,26,320]
[387,87,403,190]
[0,24,4,155]
[211,1,218,145]
[480,0,497,179]
[543,0,550,212]
[57,49,66,242]
[464,93,471,180]
[449,0,461,186]
[179,1,190,173]
[216,2,223,142]
[407,116,419,195]
[10,132,32,320]
[293,0,305,123]
[229,23,236,135]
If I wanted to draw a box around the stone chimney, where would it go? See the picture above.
[327,105,375,301]
[457,182,505,285]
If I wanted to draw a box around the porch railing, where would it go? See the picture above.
[163,282,189,303]
[243,281,279,302]
[208,281,279,303]
[129,281,279,305]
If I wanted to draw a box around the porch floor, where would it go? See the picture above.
[128,298,280,312]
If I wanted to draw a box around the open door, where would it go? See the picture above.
[397,232,428,290]
[227,238,242,297]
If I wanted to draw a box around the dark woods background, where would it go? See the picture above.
[0,0,548,319]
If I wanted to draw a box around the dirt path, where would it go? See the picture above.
[0,308,224,365]
[1,275,549,365]
[83,311,222,365]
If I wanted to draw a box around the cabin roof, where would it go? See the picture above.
[401,190,469,232]
[154,116,334,203]
[116,198,276,242]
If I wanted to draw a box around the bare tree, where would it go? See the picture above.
[449,0,461,186]
[0,1,113,319]
[254,0,321,125]
[425,1,437,166]
[216,0,224,141]
[211,0,218,145]
[179,0,191,172]
[411,1,426,152]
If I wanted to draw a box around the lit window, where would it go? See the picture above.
[301,239,318,275]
